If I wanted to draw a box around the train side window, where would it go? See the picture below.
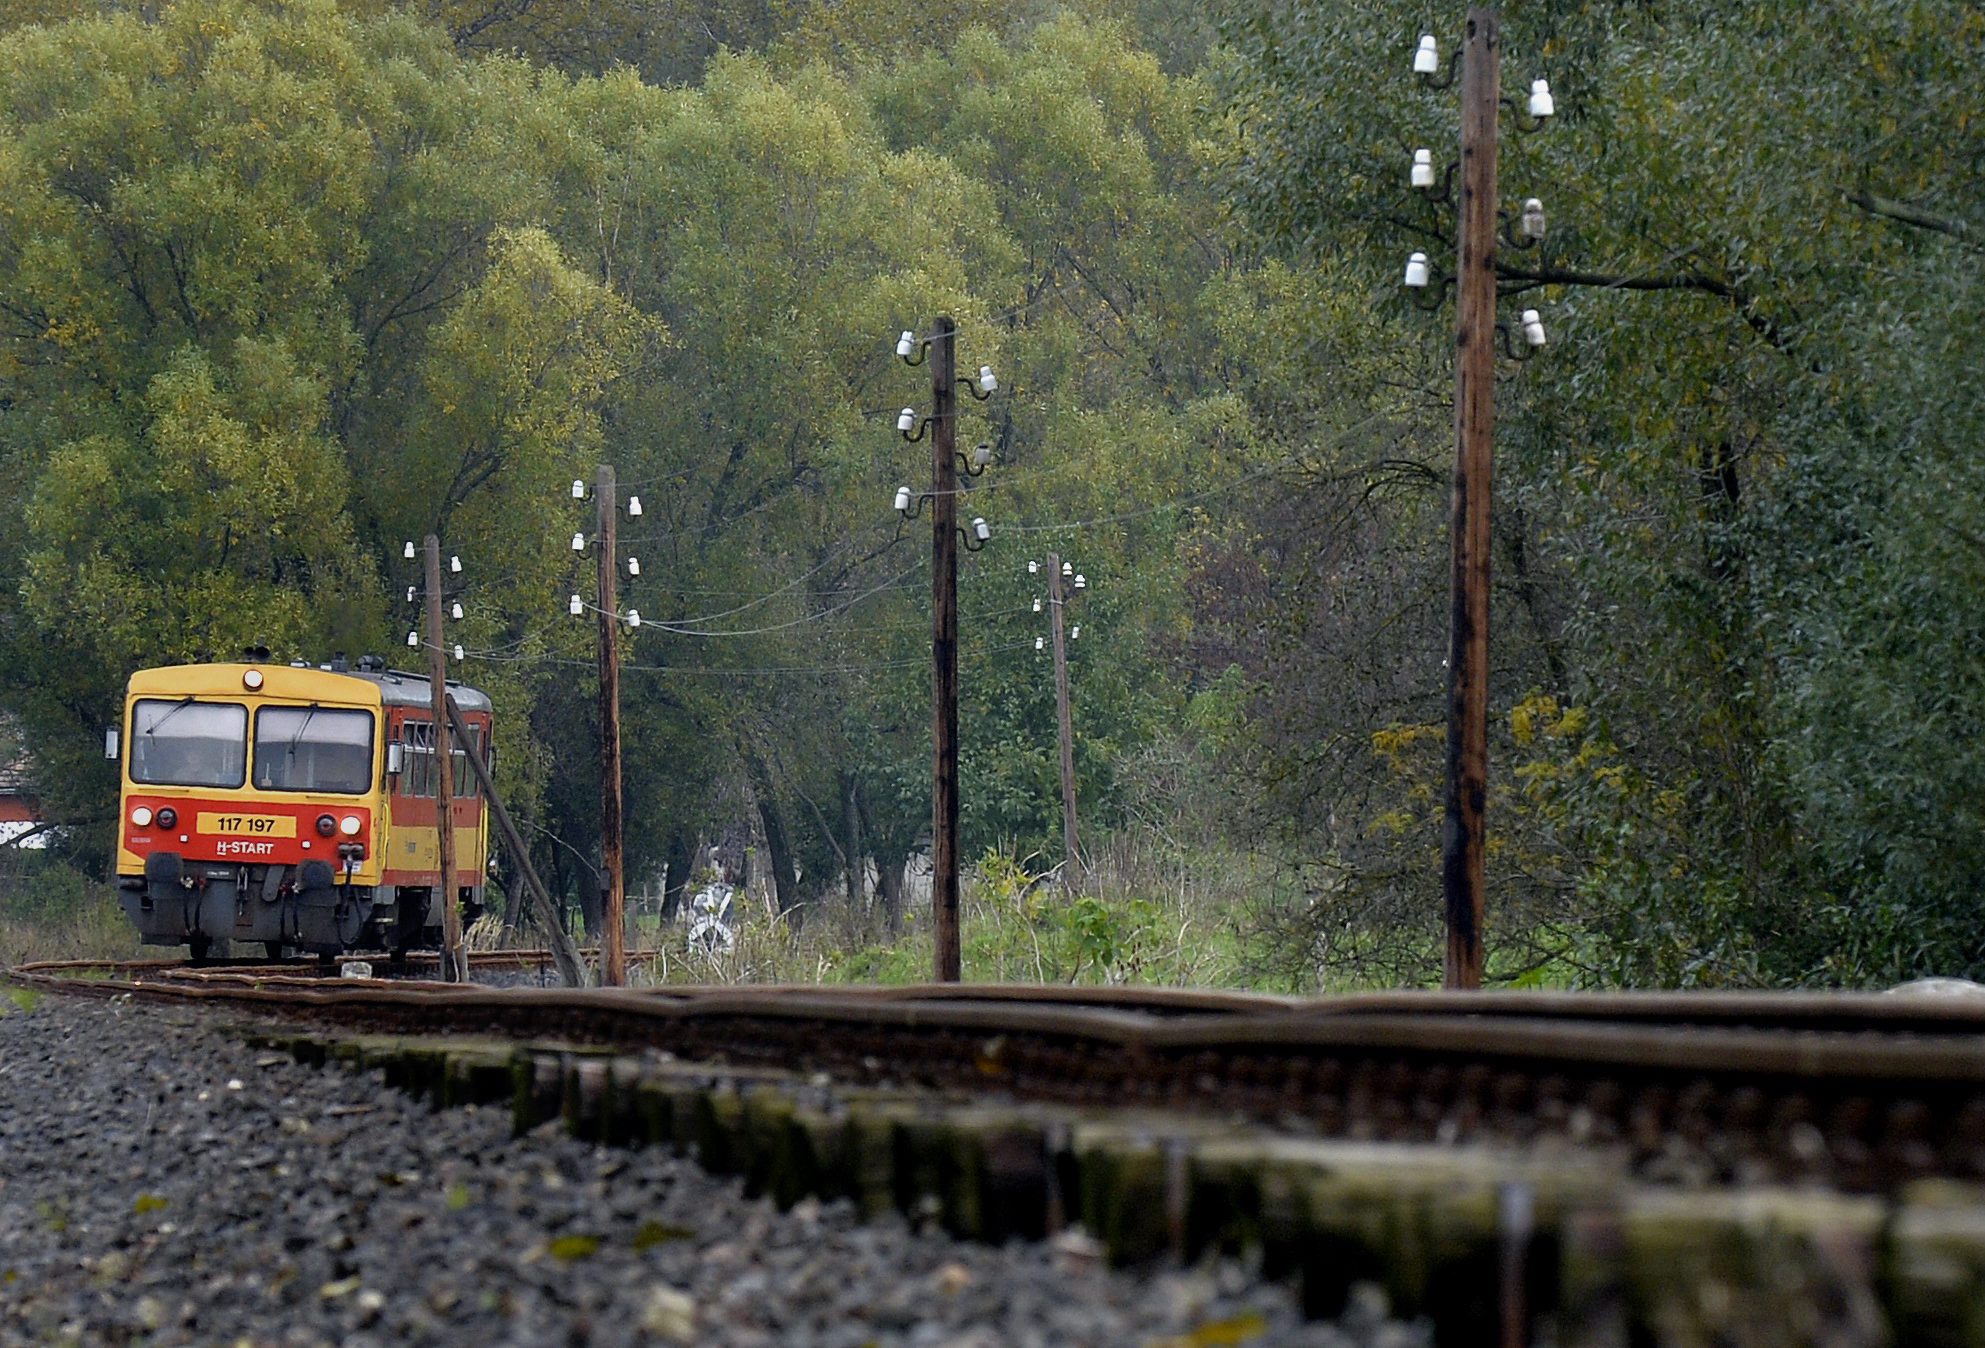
[392,718,477,799]
[401,719,436,798]
[453,724,482,798]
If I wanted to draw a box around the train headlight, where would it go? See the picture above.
[130,805,153,827]
[155,807,177,829]
[339,815,362,836]
[242,669,264,691]
[316,814,337,838]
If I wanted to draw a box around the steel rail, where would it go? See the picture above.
[11,966,1985,1088]
[16,961,1985,1188]
[24,958,1985,1031]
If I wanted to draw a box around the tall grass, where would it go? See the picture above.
[0,838,1337,993]
[0,861,144,967]
[611,835,1311,991]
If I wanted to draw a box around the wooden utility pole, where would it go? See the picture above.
[1046,553,1080,881]
[1442,8,1499,991]
[423,536,465,982]
[930,315,961,983]
[596,464,627,987]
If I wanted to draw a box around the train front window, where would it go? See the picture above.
[252,707,375,794]
[129,699,248,789]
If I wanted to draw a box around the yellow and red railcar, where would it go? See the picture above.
[114,658,492,959]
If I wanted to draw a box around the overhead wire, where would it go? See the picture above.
[566,555,923,637]
[625,635,1050,677]
[655,531,904,628]
[449,403,1391,654]
[456,634,1048,679]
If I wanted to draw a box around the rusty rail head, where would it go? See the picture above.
[14,961,1985,1091]
[19,958,1985,1027]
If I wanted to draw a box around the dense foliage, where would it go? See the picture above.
[0,0,1977,987]
[1212,0,1985,984]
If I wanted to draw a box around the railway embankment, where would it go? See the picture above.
[12,963,1985,1343]
[0,994,1407,1347]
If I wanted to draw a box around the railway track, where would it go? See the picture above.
[12,957,1985,1193]
[14,959,1985,1341]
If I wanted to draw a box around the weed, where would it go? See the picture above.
[613,832,1301,991]
[0,881,142,967]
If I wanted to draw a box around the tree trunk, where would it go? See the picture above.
[876,854,905,938]
[661,827,693,925]
[840,771,865,914]
[500,871,524,935]
[547,847,570,935]
[576,851,603,939]
[741,741,804,932]
[1697,438,1744,584]
[854,791,900,938]
[1500,504,1567,698]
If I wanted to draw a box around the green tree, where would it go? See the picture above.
[1212,0,1985,984]
[0,1,645,845]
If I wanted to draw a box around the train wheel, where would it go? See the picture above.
[189,934,211,965]
[264,942,285,961]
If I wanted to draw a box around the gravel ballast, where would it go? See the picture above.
[0,994,1429,1347]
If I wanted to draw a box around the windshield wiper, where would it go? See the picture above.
[286,704,320,758]
[144,696,197,735]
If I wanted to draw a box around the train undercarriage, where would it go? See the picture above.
[117,855,475,961]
